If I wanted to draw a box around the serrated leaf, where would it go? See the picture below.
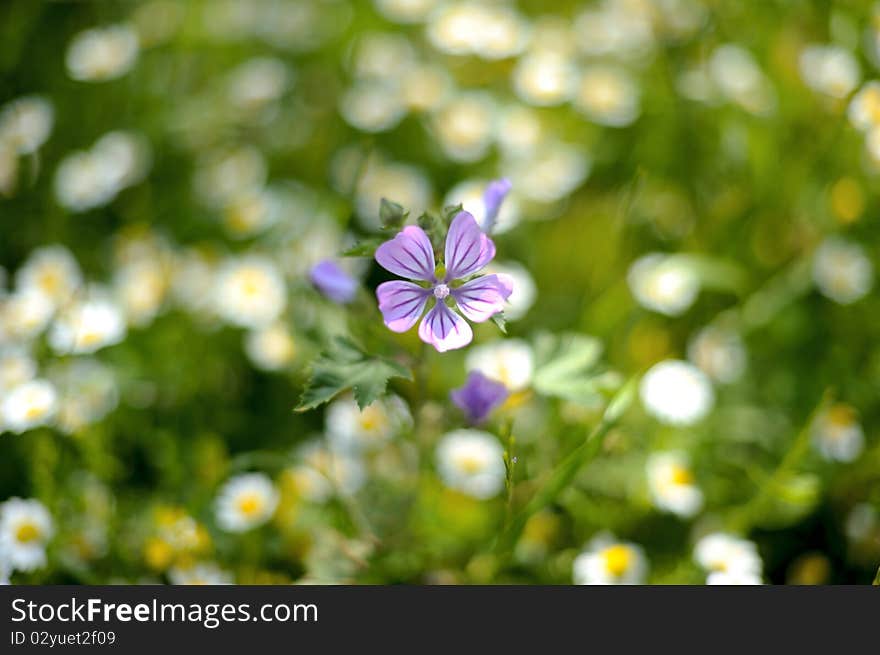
[533,332,605,401]
[295,337,412,412]
[379,198,407,231]
[342,238,384,258]
[491,312,507,334]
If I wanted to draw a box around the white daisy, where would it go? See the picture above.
[374,0,437,24]
[435,429,506,499]
[215,473,279,533]
[54,150,119,212]
[687,325,747,384]
[627,253,700,316]
[0,96,54,155]
[848,81,880,132]
[799,44,860,99]
[15,245,82,307]
[427,2,528,59]
[574,66,640,127]
[812,404,865,463]
[432,92,496,163]
[213,256,286,329]
[288,441,366,502]
[1,288,55,340]
[812,237,873,305]
[646,451,703,518]
[640,360,714,426]
[466,339,534,392]
[65,24,139,82]
[193,146,267,209]
[0,348,36,392]
[694,532,762,584]
[114,259,167,327]
[0,498,53,572]
[48,358,118,434]
[708,44,776,116]
[573,533,648,585]
[340,80,407,133]
[505,141,590,203]
[706,569,763,585]
[512,51,577,107]
[1,379,58,433]
[325,394,411,455]
[168,563,234,585]
[227,57,290,112]
[49,296,126,354]
[244,323,295,372]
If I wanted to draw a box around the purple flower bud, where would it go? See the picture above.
[309,260,357,304]
[481,178,512,233]
[451,371,509,424]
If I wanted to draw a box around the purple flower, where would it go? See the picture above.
[310,260,358,304]
[451,371,509,424]
[481,178,512,233]
[375,211,513,352]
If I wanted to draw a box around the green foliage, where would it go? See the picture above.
[295,337,412,412]
[532,333,608,402]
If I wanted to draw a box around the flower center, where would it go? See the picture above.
[603,544,632,577]
[237,493,262,517]
[16,522,41,544]
[433,284,450,300]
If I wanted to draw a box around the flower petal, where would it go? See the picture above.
[451,273,513,323]
[375,226,436,281]
[309,260,358,303]
[444,211,496,280]
[418,302,473,352]
[376,281,430,333]
[481,178,512,233]
[450,371,509,424]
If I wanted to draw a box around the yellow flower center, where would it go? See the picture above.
[16,521,41,544]
[357,406,387,435]
[78,330,103,347]
[669,464,694,486]
[827,403,855,428]
[603,544,632,577]
[237,493,263,517]
[24,404,45,419]
[455,453,484,475]
[39,269,61,294]
[239,271,264,297]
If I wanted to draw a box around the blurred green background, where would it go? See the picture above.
[1,0,879,585]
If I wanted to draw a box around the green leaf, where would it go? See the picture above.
[493,376,636,556]
[379,198,407,231]
[417,211,446,251]
[295,337,412,412]
[491,312,507,334]
[532,332,606,401]
[441,203,464,224]
[342,237,384,258]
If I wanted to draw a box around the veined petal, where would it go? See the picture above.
[375,226,436,281]
[451,273,513,323]
[377,281,430,333]
[444,211,496,280]
[418,302,473,352]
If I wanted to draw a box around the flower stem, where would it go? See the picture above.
[492,376,637,558]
